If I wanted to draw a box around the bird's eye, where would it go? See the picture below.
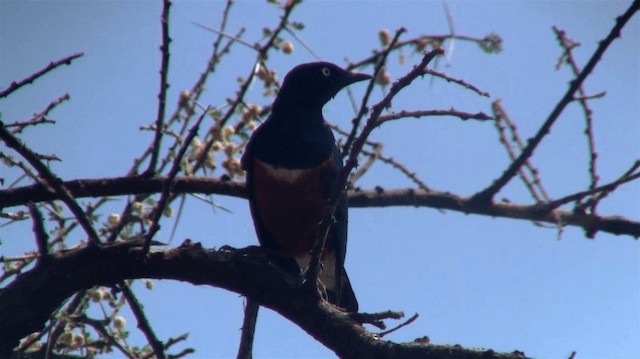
[321,67,331,77]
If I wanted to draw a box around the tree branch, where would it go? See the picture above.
[119,281,166,359]
[146,0,173,175]
[143,109,208,251]
[2,176,638,238]
[0,240,530,359]
[0,122,101,245]
[236,298,259,359]
[470,0,640,205]
[0,52,84,99]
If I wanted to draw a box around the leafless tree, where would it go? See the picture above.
[1,1,638,358]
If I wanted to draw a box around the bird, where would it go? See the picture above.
[241,62,371,312]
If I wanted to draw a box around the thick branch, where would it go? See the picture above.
[0,240,529,359]
[348,188,639,238]
[1,177,637,238]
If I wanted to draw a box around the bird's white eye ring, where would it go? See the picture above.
[321,67,331,77]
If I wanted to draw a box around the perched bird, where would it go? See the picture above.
[241,62,371,312]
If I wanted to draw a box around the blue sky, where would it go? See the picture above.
[1,1,639,358]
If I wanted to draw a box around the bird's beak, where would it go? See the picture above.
[346,71,372,85]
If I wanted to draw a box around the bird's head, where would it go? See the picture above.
[274,62,371,112]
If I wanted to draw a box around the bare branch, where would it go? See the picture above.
[553,25,602,213]
[492,100,550,202]
[0,240,530,359]
[0,52,84,99]
[4,93,69,134]
[471,1,640,205]
[237,298,260,359]
[307,49,444,291]
[423,68,490,97]
[0,122,101,245]
[4,173,638,238]
[379,313,420,338]
[342,27,407,157]
[144,108,209,251]
[377,109,492,124]
[119,281,166,359]
[348,187,640,238]
[540,165,640,215]
[146,0,173,175]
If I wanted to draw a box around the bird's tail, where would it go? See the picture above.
[328,269,358,312]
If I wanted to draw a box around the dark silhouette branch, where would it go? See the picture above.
[308,48,444,289]
[492,100,550,203]
[0,122,101,246]
[1,175,638,237]
[0,52,84,99]
[552,25,601,214]
[26,204,48,258]
[349,187,640,238]
[144,109,208,251]
[377,109,492,124]
[342,27,407,157]
[0,240,530,359]
[470,0,640,205]
[119,281,166,359]
[237,298,259,359]
[146,0,173,175]
[4,93,69,135]
[422,68,490,97]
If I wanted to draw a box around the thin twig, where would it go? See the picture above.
[0,121,101,245]
[349,143,382,185]
[144,108,209,251]
[342,27,407,157]
[498,102,551,201]
[192,22,256,50]
[553,25,601,213]
[236,298,259,359]
[77,314,136,359]
[377,109,492,124]
[423,68,490,97]
[119,281,166,359]
[348,33,501,70]
[539,170,640,212]
[492,100,550,202]
[146,0,173,175]
[192,3,299,174]
[332,124,431,190]
[378,313,419,338]
[580,160,640,213]
[0,52,84,98]
[5,93,69,134]
[284,25,321,60]
[307,49,444,289]
[349,310,405,329]
[471,1,640,205]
